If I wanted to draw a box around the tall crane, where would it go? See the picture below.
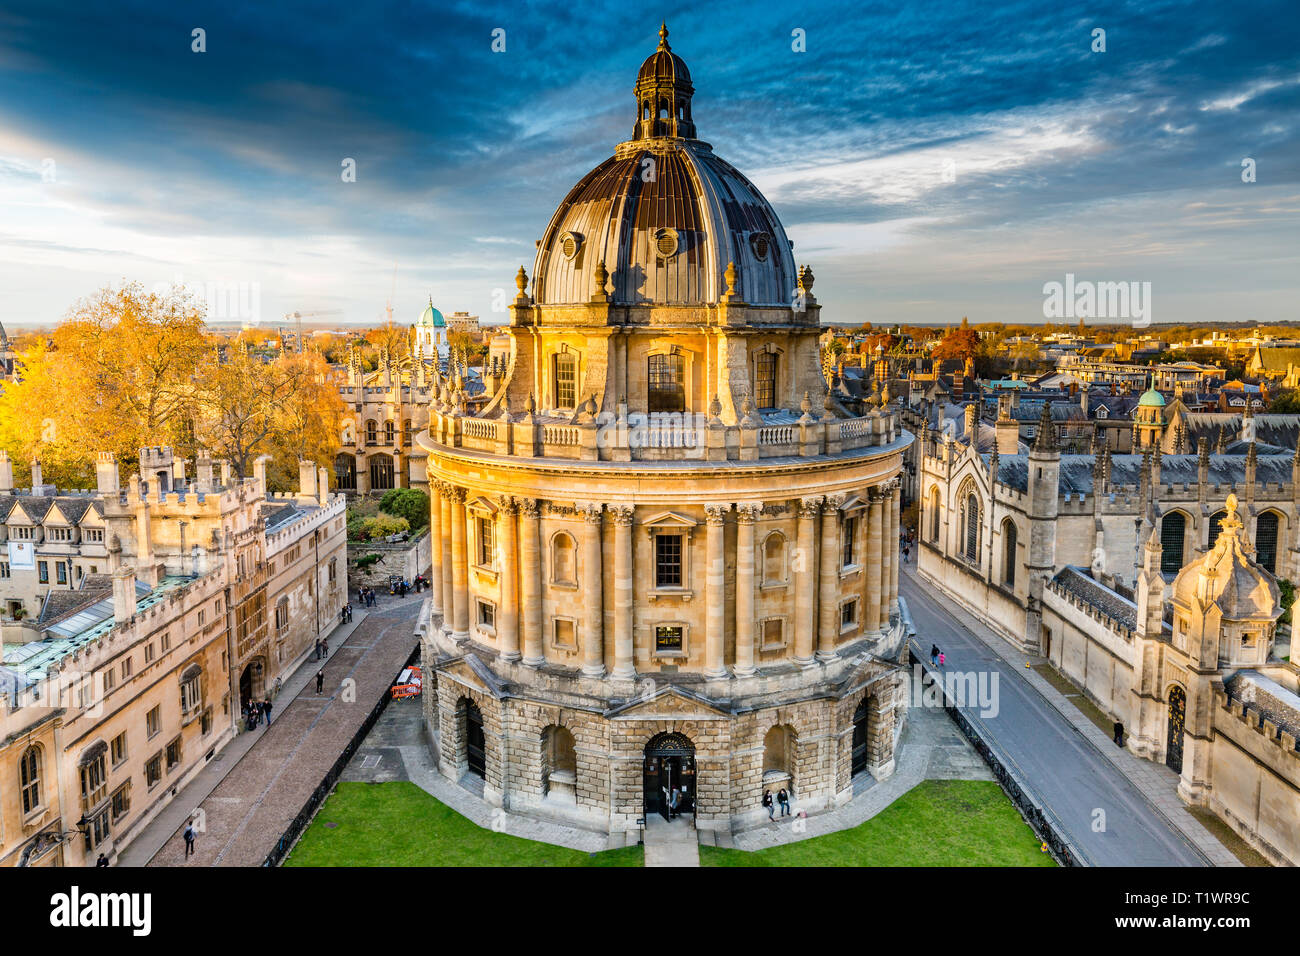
[284,309,343,352]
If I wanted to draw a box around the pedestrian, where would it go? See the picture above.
[322,638,329,657]
[668,786,680,820]
[316,669,324,694]
[346,603,352,623]
[777,787,790,817]
[938,651,946,667]
[314,638,322,661]
[264,699,272,725]
[96,853,109,867]
[930,644,939,666]
[183,821,196,859]
[762,789,775,822]
[1113,720,1124,746]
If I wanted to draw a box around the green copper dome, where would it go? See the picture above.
[1138,387,1165,408]
[418,299,445,328]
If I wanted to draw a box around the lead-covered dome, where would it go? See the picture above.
[1171,494,1279,622]
[532,25,796,309]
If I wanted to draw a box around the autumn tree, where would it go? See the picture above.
[932,317,981,364]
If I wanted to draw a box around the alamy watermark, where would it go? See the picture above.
[1042,273,1152,328]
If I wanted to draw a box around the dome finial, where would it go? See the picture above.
[659,22,669,48]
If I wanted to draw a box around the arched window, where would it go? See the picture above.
[551,533,576,586]
[1257,511,1280,573]
[20,746,41,814]
[1207,510,1227,550]
[1160,511,1186,574]
[383,420,395,444]
[929,487,941,541]
[648,353,685,413]
[402,419,411,444]
[365,420,377,444]
[961,491,981,562]
[762,532,786,585]
[1002,519,1017,587]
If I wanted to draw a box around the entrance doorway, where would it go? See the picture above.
[643,732,695,822]
[464,700,486,779]
[1166,686,1186,774]
[851,698,871,776]
[239,658,265,710]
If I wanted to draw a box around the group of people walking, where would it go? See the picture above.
[337,603,353,625]
[762,787,792,821]
[314,637,330,660]
[242,698,273,731]
[359,586,378,607]
[929,644,946,667]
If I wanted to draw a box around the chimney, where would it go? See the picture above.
[253,455,271,493]
[297,459,318,504]
[964,403,978,444]
[196,456,214,492]
[318,466,329,505]
[172,457,187,488]
[0,451,12,493]
[96,452,119,495]
[30,458,41,489]
[112,566,136,624]
[219,460,233,487]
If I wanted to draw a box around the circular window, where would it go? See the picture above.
[655,228,679,258]
[559,231,582,260]
[750,232,770,261]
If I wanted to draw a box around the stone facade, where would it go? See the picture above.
[416,29,909,836]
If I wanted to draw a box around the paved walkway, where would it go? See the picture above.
[643,815,700,866]
[903,564,1231,866]
[133,595,421,866]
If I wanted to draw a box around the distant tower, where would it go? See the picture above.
[416,296,447,360]
[1025,402,1060,650]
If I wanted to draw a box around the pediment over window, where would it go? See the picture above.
[641,511,698,531]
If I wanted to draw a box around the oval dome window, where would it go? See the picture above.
[655,228,679,258]
[750,232,770,261]
[560,231,582,260]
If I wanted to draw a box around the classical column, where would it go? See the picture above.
[439,483,453,634]
[818,494,845,661]
[878,482,894,632]
[579,503,606,678]
[519,498,544,666]
[428,481,443,617]
[496,496,520,660]
[887,480,901,622]
[610,505,636,680]
[733,502,763,677]
[794,496,822,665]
[450,487,469,641]
[865,488,884,639]
[704,504,730,679]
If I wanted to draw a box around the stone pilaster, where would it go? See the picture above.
[887,480,901,620]
[439,482,454,635]
[449,486,469,641]
[519,498,544,665]
[865,488,884,639]
[610,505,636,680]
[733,502,763,677]
[579,502,606,678]
[428,481,443,617]
[704,503,730,678]
[496,496,520,660]
[818,494,845,661]
[794,496,822,665]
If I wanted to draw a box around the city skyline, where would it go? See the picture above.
[0,0,1296,329]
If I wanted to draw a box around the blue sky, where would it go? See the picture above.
[0,0,1296,329]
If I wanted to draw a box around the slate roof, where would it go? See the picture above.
[39,586,112,625]
[1050,566,1138,632]
[987,451,1295,495]
[1176,412,1300,451]
[1250,347,1300,373]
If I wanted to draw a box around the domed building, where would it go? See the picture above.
[1133,380,1166,449]
[418,26,911,837]
[415,297,447,361]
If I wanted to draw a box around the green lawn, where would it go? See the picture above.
[700,779,1055,867]
[284,781,643,867]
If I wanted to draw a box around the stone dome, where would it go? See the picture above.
[1171,495,1279,621]
[531,26,796,309]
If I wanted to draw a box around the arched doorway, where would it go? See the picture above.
[643,732,695,822]
[369,453,395,491]
[542,726,577,802]
[1166,686,1186,773]
[851,698,872,776]
[334,453,357,491]
[239,658,265,709]
[462,700,485,779]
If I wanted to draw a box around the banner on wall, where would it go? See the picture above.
[7,541,35,571]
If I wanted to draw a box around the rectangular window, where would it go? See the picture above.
[111,782,131,822]
[761,618,785,649]
[648,353,686,413]
[655,625,684,653]
[166,737,182,770]
[144,643,154,664]
[554,352,576,408]
[146,705,161,738]
[755,352,777,409]
[477,601,495,630]
[201,709,213,736]
[655,534,683,588]
[80,755,107,808]
[102,668,115,692]
[477,515,495,568]
[38,561,48,584]
[842,516,857,567]
[83,808,110,852]
[841,600,858,629]
[110,732,127,766]
[0,562,8,578]
[181,673,201,714]
[553,618,576,650]
[56,563,67,585]
[160,632,170,652]
[145,754,162,787]
[197,609,205,627]
[121,658,133,681]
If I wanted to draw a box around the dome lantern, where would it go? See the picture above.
[633,23,696,141]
